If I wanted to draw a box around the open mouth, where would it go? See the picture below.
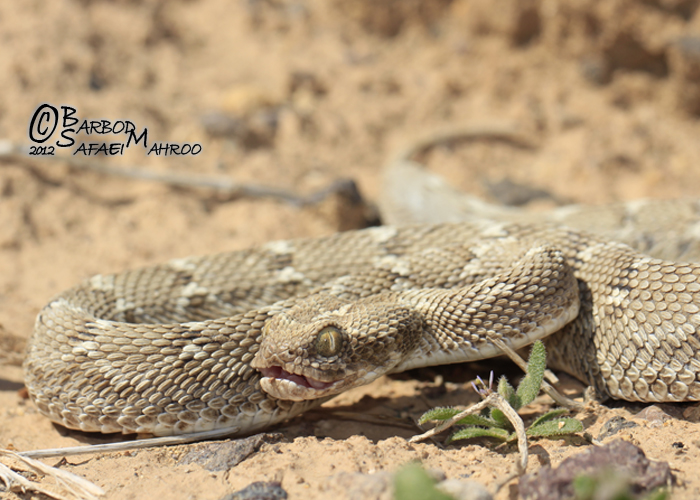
[258,366,335,390]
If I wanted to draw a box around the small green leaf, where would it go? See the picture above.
[572,474,598,500]
[455,414,500,428]
[488,408,512,429]
[447,426,510,443]
[529,408,570,428]
[644,489,670,500]
[515,340,547,407]
[418,407,502,428]
[526,417,583,437]
[418,407,461,424]
[572,472,668,500]
[393,462,454,500]
[497,375,519,409]
[497,375,515,400]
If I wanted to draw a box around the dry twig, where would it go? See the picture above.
[0,449,104,500]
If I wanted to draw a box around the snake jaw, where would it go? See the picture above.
[258,366,341,401]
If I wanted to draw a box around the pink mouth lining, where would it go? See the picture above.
[259,366,335,390]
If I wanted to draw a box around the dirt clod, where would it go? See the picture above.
[519,440,673,500]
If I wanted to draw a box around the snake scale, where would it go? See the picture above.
[22,131,700,436]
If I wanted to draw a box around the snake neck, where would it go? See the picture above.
[392,245,581,373]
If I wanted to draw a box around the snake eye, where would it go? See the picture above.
[315,326,343,357]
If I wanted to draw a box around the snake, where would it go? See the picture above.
[23,128,700,437]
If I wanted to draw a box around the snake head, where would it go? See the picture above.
[251,293,423,401]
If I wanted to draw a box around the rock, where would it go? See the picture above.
[178,433,283,472]
[220,481,287,500]
[634,405,673,426]
[519,440,672,500]
[597,416,638,440]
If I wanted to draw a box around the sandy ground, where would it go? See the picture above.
[2,0,700,498]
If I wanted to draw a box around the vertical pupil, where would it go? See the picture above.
[323,332,334,352]
[318,328,339,356]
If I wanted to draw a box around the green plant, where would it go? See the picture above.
[418,340,583,444]
[573,471,669,500]
[393,462,454,500]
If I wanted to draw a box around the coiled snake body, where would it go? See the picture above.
[24,214,700,436]
[21,126,700,437]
